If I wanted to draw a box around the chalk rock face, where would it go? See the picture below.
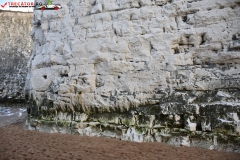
[26,0,240,151]
[0,11,33,103]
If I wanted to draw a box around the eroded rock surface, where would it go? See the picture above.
[26,0,240,152]
[0,11,33,103]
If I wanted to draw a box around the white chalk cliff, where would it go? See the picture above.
[26,0,240,152]
[0,11,32,105]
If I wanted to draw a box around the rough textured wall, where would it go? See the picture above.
[0,11,33,104]
[26,0,240,152]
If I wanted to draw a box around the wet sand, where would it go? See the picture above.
[0,119,240,160]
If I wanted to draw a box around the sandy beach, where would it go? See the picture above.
[0,117,239,160]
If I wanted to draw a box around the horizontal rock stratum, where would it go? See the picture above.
[26,0,240,152]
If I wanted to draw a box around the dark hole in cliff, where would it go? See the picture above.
[37,21,41,27]
[196,122,202,131]
[173,48,180,54]
[27,107,31,114]
[61,74,68,77]
[43,75,47,79]
[113,29,117,36]
[200,33,206,45]
[232,34,237,40]
[219,63,225,66]
[182,16,187,22]
[118,75,121,79]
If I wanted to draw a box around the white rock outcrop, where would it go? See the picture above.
[26,0,240,152]
[0,11,32,104]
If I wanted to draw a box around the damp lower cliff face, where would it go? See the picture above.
[0,11,33,106]
[26,0,240,152]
